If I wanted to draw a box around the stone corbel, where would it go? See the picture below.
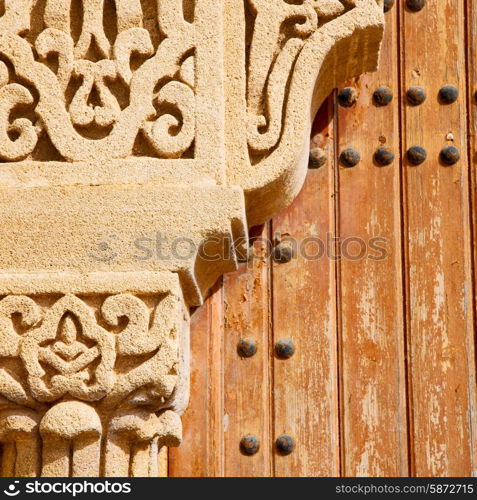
[0,0,383,476]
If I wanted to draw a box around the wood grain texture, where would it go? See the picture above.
[168,283,224,477]
[336,5,408,477]
[223,225,272,477]
[272,98,340,477]
[400,0,477,477]
[465,0,477,478]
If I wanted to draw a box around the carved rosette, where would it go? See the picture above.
[0,0,384,477]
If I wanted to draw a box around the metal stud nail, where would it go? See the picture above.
[240,435,260,455]
[340,148,361,168]
[407,146,427,166]
[406,0,425,12]
[406,86,426,106]
[374,146,395,166]
[440,145,460,166]
[276,435,295,455]
[273,243,294,264]
[237,338,257,358]
[337,87,358,108]
[309,147,327,169]
[373,86,393,106]
[275,338,296,359]
[383,0,394,13]
[438,85,459,104]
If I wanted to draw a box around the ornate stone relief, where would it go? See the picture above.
[0,0,384,476]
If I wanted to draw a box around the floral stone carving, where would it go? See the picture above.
[0,0,384,476]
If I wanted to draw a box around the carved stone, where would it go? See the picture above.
[0,0,384,476]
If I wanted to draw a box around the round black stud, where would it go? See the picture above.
[407,146,427,166]
[374,146,395,166]
[438,85,459,104]
[275,338,296,359]
[337,87,358,108]
[340,148,361,168]
[240,435,260,455]
[406,86,426,106]
[406,0,425,12]
[237,338,257,358]
[440,145,460,166]
[373,86,393,106]
[276,435,295,455]
[273,243,294,264]
[384,0,394,12]
[309,147,327,169]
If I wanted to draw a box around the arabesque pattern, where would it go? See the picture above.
[0,0,196,161]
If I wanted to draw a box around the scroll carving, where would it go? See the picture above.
[0,0,196,161]
[230,0,384,225]
[247,1,361,157]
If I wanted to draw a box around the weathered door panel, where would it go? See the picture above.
[169,1,477,477]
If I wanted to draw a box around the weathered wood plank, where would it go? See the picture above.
[464,0,477,478]
[168,283,224,477]
[335,3,408,477]
[223,225,272,477]
[271,98,340,477]
[401,0,476,477]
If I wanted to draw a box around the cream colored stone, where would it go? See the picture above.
[0,0,383,476]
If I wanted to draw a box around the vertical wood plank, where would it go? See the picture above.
[272,98,340,477]
[168,284,224,477]
[223,226,272,477]
[336,5,408,476]
[401,0,477,477]
[465,0,477,478]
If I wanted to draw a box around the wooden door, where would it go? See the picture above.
[169,0,477,477]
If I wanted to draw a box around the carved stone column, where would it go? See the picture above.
[0,0,384,476]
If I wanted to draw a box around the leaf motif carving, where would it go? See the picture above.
[0,0,197,161]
